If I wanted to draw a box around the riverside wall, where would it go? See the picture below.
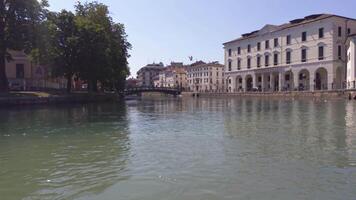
[0,94,117,106]
[182,90,356,100]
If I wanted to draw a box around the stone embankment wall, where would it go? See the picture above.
[0,94,117,106]
[183,91,356,100]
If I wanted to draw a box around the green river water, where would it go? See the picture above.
[0,97,355,200]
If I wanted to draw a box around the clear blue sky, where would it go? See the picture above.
[47,0,356,77]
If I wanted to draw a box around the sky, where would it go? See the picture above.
[47,0,356,77]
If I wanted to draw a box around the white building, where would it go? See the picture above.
[347,34,356,89]
[224,14,356,92]
[187,61,225,92]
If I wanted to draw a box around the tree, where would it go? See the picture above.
[47,10,79,93]
[74,2,131,93]
[0,0,48,92]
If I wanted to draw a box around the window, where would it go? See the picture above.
[228,61,232,71]
[237,47,241,55]
[265,40,270,49]
[247,44,251,53]
[319,28,324,38]
[286,35,291,45]
[274,53,278,65]
[257,42,261,51]
[338,26,342,37]
[265,55,269,66]
[286,51,291,64]
[302,32,307,42]
[301,49,307,62]
[228,49,232,57]
[274,38,279,47]
[338,45,342,60]
[257,56,261,68]
[16,64,25,79]
[318,46,324,60]
[247,58,251,69]
[237,59,241,70]
[348,28,351,35]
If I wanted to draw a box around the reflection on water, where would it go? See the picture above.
[0,103,130,200]
[0,98,356,200]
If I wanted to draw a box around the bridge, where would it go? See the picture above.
[122,87,182,96]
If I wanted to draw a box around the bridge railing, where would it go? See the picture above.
[125,86,182,92]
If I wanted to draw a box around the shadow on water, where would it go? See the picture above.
[0,102,131,200]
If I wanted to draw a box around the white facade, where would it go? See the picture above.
[224,14,356,92]
[187,62,225,92]
[347,36,356,89]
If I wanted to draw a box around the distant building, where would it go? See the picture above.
[187,61,225,92]
[126,78,139,88]
[224,14,356,92]
[137,63,164,87]
[157,62,188,90]
[6,50,67,90]
[347,34,356,89]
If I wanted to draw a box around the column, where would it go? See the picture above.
[293,70,299,91]
[270,73,274,92]
[253,73,257,89]
[310,72,315,91]
[261,74,265,92]
[242,76,246,92]
[279,71,284,92]
[230,76,235,93]
[327,73,334,91]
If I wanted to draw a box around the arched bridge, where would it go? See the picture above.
[123,87,182,96]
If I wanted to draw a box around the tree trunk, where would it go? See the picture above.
[88,79,98,93]
[0,3,8,93]
[0,50,8,93]
[66,74,72,93]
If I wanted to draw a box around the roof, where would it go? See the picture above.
[223,14,356,45]
[137,63,164,74]
[188,61,224,68]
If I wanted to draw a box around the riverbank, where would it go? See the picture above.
[0,91,118,106]
[183,90,356,100]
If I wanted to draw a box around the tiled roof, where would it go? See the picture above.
[223,14,356,45]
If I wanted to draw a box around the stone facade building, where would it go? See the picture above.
[155,62,188,90]
[187,61,225,92]
[6,51,67,90]
[137,63,164,87]
[224,14,356,92]
[347,34,356,89]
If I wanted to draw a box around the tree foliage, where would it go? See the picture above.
[0,0,131,93]
[0,0,48,92]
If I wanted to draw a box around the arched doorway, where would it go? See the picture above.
[284,70,294,91]
[315,67,328,90]
[335,66,344,89]
[235,76,243,92]
[245,75,253,92]
[298,69,310,91]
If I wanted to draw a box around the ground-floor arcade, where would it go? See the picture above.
[226,62,345,93]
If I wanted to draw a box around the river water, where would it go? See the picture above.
[0,97,356,200]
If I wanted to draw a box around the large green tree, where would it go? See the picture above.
[48,10,79,93]
[0,0,48,92]
[74,2,131,92]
